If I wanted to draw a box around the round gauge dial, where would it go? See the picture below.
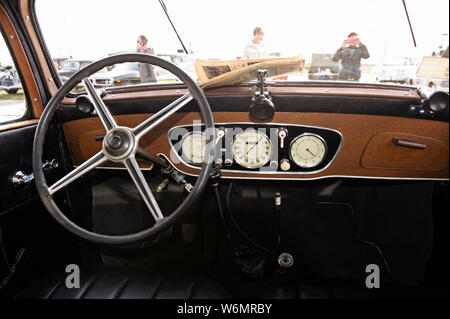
[181,132,206,164]
[232,130,272,168]
[289,134,327,168]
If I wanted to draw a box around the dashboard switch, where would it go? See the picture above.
[278,129,287,149]
[224,159,233,167]
[215,128,226,145]
[280,159,291,171]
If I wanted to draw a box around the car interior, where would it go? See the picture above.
[0,0,448,300]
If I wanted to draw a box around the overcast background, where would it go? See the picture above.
[1,0,449,66]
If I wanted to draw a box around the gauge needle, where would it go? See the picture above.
[306,148,316,157]
[246,136,263,156]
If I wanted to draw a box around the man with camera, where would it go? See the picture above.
[332,32,370,81]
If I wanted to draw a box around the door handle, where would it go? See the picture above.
[392,138,427,150]
[11,159,59,187]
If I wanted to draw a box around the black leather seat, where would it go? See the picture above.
[15,267,230,299]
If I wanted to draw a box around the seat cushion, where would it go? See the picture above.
[15,267,230,299]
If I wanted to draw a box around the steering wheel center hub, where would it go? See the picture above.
[102,127,136,161]
[108,135,123,149]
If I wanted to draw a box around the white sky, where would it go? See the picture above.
[1,0,449,66]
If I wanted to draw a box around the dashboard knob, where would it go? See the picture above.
[214,159,223,169]
[224,159,233,167]
[280,159,291,171]
[270,160,278,169]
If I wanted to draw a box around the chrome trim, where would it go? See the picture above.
[168,122,343,175]
[102,126,137,162]
[123,156,164,221]
[158,155,449,182]
[133,93,193,139]
[49,151,107,195]
[288,133,328,169]
[231,129,272,169]
[179,131,207,165]
[85,156,449,182]
[83,78,117,131]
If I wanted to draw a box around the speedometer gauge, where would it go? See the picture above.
[232,130,272,168]
[289,134,327,168]
[181,132,206,164]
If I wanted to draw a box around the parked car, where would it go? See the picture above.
[415,52,449,96]
[52,57,68,71]
[308,53,340,80]
[91,54,198,87]
[0,65,21,94]
[57,59,93,83]
[91,62,142,88]
[374,57,418,84]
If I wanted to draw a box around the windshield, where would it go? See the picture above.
[35,0,449,92]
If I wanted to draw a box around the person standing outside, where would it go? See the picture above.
[243,27,269,60]
[136,35,157,83]
[332,32,370,81]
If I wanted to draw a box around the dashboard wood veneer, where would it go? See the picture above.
[62,112,449,180]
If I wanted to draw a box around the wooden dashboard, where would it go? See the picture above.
[62,111,449,181]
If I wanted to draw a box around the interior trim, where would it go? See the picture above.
[0,119,38,132]
[19,0,58,97]
[0,3,43,118]
[86,163,449,182]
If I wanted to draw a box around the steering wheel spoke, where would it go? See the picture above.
[133,93,193,139]
[48,151,107,195]
[124,157,164,222]
[83,78,117,131]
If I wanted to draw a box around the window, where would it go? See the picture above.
[0,29,26,124]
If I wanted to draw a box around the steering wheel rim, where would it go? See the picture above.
[33,53,215,245]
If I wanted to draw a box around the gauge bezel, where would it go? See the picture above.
[289,133,328,168]
[180,131,207,164]
[231,129,272,169]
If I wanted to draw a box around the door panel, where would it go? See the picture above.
[0,124,36,214]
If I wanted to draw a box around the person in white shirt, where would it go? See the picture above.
[243,27,268,60]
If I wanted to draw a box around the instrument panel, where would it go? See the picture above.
[169,123,342,174]
[61,112,449,180]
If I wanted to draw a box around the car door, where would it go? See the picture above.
[0,1,78,297]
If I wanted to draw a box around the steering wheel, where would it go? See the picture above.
[33,54,215,245]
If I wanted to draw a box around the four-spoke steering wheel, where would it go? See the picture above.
[33,54,215,245]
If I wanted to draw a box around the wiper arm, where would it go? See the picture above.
[402,0,417,47]
[158,0,189,54]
